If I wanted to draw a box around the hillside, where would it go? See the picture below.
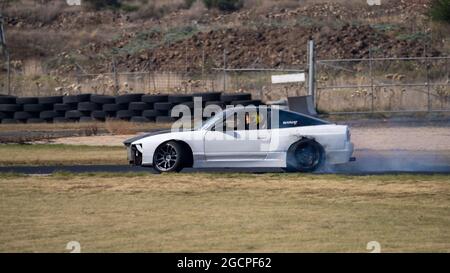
[2,0,449,76]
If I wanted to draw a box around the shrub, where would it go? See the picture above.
[429,0,450,23]
[184,0,197,9]
[84,0,121,10]
[203,0,243,11]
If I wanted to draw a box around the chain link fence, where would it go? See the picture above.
[1,43,449,114]
[316,55,450,113]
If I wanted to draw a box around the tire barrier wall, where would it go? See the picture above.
[0,92,262,124]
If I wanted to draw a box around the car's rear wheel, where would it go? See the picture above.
[285,139,324,172]
[153,141,184,173]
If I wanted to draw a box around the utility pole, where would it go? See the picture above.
[0,11,10,95]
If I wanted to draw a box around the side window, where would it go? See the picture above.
[212,108,272,131]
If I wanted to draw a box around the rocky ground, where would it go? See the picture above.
[2,0,448,75]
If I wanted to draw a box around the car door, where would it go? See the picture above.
[204,109,271,162]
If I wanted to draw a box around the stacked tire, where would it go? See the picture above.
[0,92,263,124]
[0,95,19,124]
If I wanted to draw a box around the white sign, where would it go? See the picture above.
[367,0,381,6]
[66,0,81,6]
[271,73,305,84]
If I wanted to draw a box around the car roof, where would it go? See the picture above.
[222,106,330,124]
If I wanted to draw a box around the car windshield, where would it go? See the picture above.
[200,110,225,130]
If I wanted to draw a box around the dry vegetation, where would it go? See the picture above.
[0,172,449,252]
[0,144,126,165]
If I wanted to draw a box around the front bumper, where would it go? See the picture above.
[126,144,143,166]
[326,141,354,165]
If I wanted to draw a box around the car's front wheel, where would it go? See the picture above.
[153,141,184,173]
[285,139,324,172]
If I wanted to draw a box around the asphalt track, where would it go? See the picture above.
[0,150,449,175]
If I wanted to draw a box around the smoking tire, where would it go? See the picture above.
[285,139,325,173]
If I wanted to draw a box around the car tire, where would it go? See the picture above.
[285,139,325,173]
[53,117,70,123]
[40,110,64,119]
[192,92,222,102]
[38,96,63,104]
[103,103,128,112]
[65,110,85,119]
[16,97,38,104]
[54,103,78,111]
[63,95,79,104]
[14,111,38,120]
[0,104,22,112]
[1,118,19,124]
[23,103,53,112]
[153,141,185,173]
[115,93,143,104]
[129,102,153,111]
[0,96,16,104]
[155,116,176,123]
[168,95,192,104]
[116,110,141,120]
[141,94,168,103]
[26,118,46,124]
[154,102,173,111]
[78,102,101,111]
[142,109,163,118]
[90,95,115,104]
[130,116,150,123]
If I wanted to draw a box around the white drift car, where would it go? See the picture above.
[124,107,354,172]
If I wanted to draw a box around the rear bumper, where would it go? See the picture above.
[326,141,354,165]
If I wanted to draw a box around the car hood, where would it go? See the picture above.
[123,128,197,146]
[123,129,172,146]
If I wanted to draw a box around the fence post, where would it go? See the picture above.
[425,47,431,112]
[112,56,119,95]
[223,48,227,92]
[369,46,374,112]
[6,48,10,95]
[307,40,316,106]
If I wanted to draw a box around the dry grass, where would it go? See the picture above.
[0,144,126,166]
[0,120,170,134]
[0,172,449,252]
